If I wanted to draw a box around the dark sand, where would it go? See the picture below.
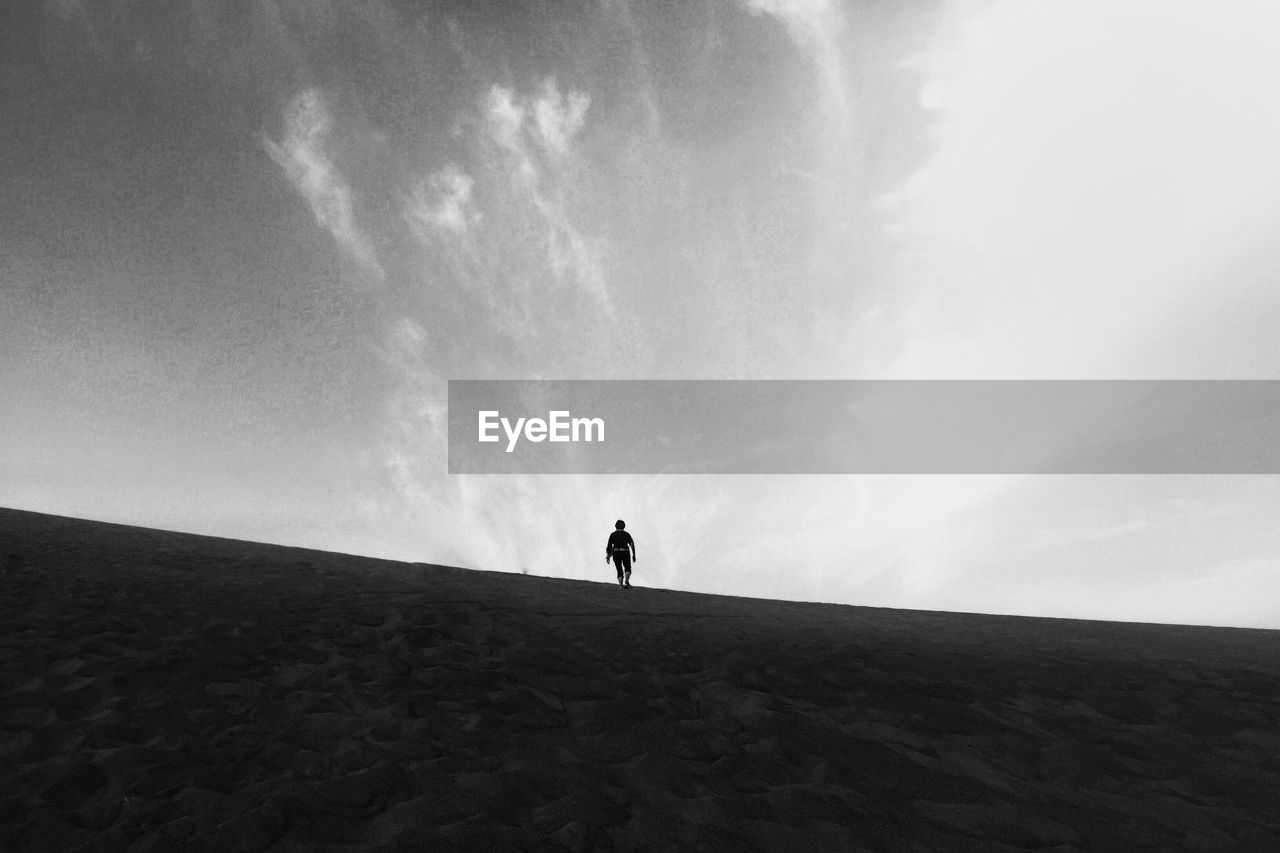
[3,507,1280,852]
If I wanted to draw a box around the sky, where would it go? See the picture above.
[4,0,1280,628]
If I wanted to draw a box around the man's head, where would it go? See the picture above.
[615,519,625,530]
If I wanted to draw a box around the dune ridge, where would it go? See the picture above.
[2,506,1280,851]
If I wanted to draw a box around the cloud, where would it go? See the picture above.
[405,165,479,238]
[375,317,451,519]
[480,80,612,315]
[741,0,847,131]
[482,79,590,178]
[532,78,590,156]
[742,0,835,47]
[264,88,384,282]
[484,79,591,174]
[486,86,528,163]
[874,0,1280,379]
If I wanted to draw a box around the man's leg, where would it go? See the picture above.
[620,553,631,588]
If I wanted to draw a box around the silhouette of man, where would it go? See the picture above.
[606,519,636,589]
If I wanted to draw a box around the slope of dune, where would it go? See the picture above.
[2,506,1280,851]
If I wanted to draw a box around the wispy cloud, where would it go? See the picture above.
[481,80,613,316]
[404,165,479,239]
[377,316,446,481]
[485,86,530,169]
[532,79,590,157]
[264,88,384,282]
[742,0,848,134]
[486,78,590,164]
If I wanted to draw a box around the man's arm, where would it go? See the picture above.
[629,532,637,560]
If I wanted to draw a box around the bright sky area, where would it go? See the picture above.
[4,0,1280,627]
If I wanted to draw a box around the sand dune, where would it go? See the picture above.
[2,507,1280,851]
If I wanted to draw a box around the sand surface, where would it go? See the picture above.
[3,507,1280,852]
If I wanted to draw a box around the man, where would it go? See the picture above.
[605,519,636,589]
